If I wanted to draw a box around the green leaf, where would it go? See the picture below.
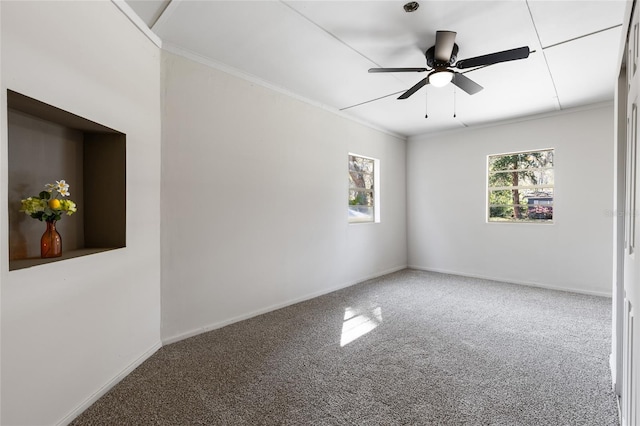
[39,191,50,200]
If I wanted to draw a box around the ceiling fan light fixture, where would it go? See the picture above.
[429,70,453,87]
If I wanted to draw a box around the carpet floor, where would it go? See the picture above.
[71,269,619,425]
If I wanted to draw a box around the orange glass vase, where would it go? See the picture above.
[41,220,62,258]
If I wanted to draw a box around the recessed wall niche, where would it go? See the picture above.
[8,90,126,270]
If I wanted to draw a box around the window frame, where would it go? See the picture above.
[487,148,555,224]
[348,153,380,224]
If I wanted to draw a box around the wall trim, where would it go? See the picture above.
[56,341,162,426]
[160,42,407,142]
[408,265,613,298]
[409,101,615,143]
[162,264,408,345]
[611,352,619,390]
[111,0,163,48]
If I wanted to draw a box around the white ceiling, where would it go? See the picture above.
[125,0,627,138]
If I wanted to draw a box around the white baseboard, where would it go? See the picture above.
[57,341,162,426]
[408,265,613,298]
[162,264,407,345]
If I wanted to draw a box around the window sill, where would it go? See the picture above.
[486,220,554,225]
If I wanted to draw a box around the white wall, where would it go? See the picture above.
[160,51,407,342]
[1,2,162,425]
[407,105,614,296]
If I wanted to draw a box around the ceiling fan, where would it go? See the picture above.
[368,31,531,99]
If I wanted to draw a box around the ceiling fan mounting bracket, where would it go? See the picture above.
[426,44,458,68]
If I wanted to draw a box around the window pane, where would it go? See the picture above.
[348,205,374,222]
[523,189,554,220]
[489,150,554,172]
[349,155,374,174]
[488,188,553,221]
[489,189,514,205]
[349,171,373,190]
[489,169,554,188]
[488,189,520,221]
[349,189,373,206]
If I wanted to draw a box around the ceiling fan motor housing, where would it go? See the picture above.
[426,44,458,68]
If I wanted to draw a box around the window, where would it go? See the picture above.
[488,149,554,223]
[348,154,379,223]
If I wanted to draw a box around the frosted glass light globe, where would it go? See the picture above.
[429,71,453,87]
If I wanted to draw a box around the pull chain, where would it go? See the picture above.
[453,86,457,118]
[425,88,428,119]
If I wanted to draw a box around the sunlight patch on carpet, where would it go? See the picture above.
[340,306,383,347]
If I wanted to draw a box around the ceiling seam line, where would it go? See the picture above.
[278,1,382,67]
[279,1,413,90]
[340,91,407,111]
[542,24,623,50]
[525,0,562,110]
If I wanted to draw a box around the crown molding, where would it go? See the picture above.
[111,0,163,48]
[161,42,407,142]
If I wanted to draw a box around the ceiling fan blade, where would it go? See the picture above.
[452,73,483,95]
[435,30,457,62]
[398,78,428,99]
[369,67,428,73]
[456,46,530,69]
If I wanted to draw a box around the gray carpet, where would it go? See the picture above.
[72,269,619,425]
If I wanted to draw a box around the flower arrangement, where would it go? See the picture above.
[20,180,77,222]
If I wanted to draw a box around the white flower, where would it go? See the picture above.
[55,180,70,197]
[44,183,55,193]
